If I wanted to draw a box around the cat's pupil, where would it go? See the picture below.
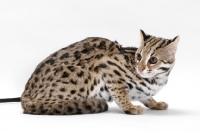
[149,57,158,64]
[137,53,142,61]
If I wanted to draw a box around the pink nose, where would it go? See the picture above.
[138,66,145,72]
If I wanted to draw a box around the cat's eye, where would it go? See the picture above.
[137,53,142,61]
[149,57,158,64]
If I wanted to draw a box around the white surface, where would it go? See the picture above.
[0,0,200,132]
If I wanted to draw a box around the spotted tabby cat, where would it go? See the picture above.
[0,30,179,115]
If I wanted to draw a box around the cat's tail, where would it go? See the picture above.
[0,97,21,103]
[21,97,108,115]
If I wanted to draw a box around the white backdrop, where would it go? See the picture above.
[0,0,200,132]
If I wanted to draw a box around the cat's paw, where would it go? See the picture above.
[124,105,144,115]
[152,102,168,110]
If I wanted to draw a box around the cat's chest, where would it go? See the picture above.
[128,77,168,100]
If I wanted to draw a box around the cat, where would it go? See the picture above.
[0,30,179,115]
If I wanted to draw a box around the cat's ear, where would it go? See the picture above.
[163,36,180,55]
[140,29,151,41]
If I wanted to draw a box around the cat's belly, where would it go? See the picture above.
[89,79,113,102]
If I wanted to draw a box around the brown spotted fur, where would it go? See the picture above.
[21,30,179,115]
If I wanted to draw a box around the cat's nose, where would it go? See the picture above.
[138,66,145,72]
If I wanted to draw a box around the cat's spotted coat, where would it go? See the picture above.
[12,30,179,115]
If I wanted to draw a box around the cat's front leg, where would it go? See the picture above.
[107,83,144,115]
[140,98,168,110]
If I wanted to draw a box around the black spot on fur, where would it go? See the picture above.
[105,86,109,92]
[77,71,84,77]
[58,95,63,99]
[95,54,103,59]
[124,55,129,62]
[45,58,55,65]
[119,78,125,82]
[74,51,81,60]
[113,70,121,76]
[60,53,69,60]
[60,88,65,92]
[80,87,85,92]
[50,89,54,92]
[88,74,91,80]
[62,72,69,78]
[85,105,92,112]
[34,63,45,74]
[39,85,43,88]
[84,79,88,84]
[127,83,133,89]
[94,66,99,73]
[67,66,75,72]
[71,90,76,94]
[87,89,89,95]
[67,107,73,113]
[40,63,45,69]
[58,105,62,109]
[81,49,89,54]
[31,105,36,109]
[125,75,132,80]
[98,41,107,50]
[158,67,170,71]
[62,81,69,84]
[114,56,119,61]
[70,79,77,85]
[99,63,107,68]
[136,87,144,92]
[100,87,104,91]
[34,77,38,82]
[109,42,115,50]
[94,79,97,86]
[31,83,34,89]
[91,85,94,91]
[45,68,50,75]
[124,111,131,114]
[140,82,147,87]
[85,56,94,61]
[117,81,122,84]
[109,96,112,101]
[104,103,108,111]
[76,109,82,114]
[107,61,126,73]
[47,76,52,81]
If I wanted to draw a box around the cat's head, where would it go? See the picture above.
[135,30,179,78]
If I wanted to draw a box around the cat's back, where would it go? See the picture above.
[37,37,120,68]
[27,37,121,87]
[56,37,121,63]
